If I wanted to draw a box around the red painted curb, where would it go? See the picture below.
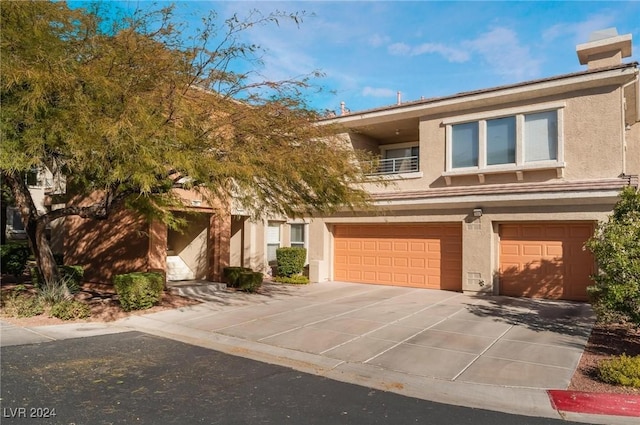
[547,390,640,417]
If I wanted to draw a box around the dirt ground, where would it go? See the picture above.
[568,322,640,395]
[0,281,199,327]
[1,279,638,395]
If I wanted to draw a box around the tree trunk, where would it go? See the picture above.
[1,170,64,292]
[0,198,6,245]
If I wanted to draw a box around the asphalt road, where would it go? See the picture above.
[1,331,586,425]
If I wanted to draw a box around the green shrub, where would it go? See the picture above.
[31,265,83,293]
[0,243,31,277]
[586,187,640,325]
[2,292,44,317]
[597,354,640,388]
[114,272,164,311]
[60,265,84,293]
[238,272,263,293]
[50,300,91,320]
[274,275,310,285]
[223,267,252,288]
[275,247,306,277]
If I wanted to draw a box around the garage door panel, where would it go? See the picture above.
[362,271,377,281]
[545,245,563,257]
[394,273,408,284]
[363,256,376,266]
[378,272,392,282]
[394,257,408,267]
[501,244,520,256]
[410,258,426,268]
[394,242,409,252]
[378,241,393,251]
[499,222,594,301]
[363,241,377,251]
[335,241,348,250]
[348,241,362,250]
[523,244,544,256]
[410,242,426,252]
[334,224,461,290]
[545,226,567,238]
[410,275,426,285]
[521,225,544,238]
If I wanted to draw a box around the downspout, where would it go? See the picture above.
[620,71,639,176]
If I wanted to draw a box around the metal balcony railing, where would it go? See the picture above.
[367,155,419,176]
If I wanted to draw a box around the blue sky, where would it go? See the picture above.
[91,1,640,114]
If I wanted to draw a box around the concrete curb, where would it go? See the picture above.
[548,390,640,418]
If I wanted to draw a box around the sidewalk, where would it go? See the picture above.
[2,281,638,423]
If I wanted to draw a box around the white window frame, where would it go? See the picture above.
[443,101,565,183]
[266,222,282,264]
[289,223,306,250]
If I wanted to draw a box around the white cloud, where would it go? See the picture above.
[412,43,470,63]
[369,33,390,47]
[388,42,412,56]
[542,14,617,43]
[362,86,396,98]
[464,27,541,80]
[388,41,469,63]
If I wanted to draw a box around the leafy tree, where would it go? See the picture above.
[0,2,375,292]
[586,186,640,325]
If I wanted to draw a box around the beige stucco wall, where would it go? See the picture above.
[356,84,629,195]
[229,217,245,267]
[168,213,210,280]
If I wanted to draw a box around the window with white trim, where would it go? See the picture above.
[267,222,281,264]
[524,111,558,162]
[445,103,564,177]
[290,223,305,249]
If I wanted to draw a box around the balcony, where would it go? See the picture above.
[367,155,420,176]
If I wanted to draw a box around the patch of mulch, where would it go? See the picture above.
[0,280,200,327]
[568,322,640,395]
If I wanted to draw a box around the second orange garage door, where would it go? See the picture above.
[333,224,462,291]
[499,222,595,301]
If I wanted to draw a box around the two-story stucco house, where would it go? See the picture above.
[51,30,638,299]
[281,30,639,302]
[231,31,640,300]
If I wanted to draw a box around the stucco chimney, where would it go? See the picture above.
[576,28,632,70]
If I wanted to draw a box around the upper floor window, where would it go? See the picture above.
[524,111,558,162]
[445,103,564,178]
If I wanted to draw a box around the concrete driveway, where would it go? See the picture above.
[3,280,611,421]
[127,281,594,390]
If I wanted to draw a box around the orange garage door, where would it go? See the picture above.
[499,222,595,301]
[333,224,462,291]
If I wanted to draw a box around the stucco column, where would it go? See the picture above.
[208,213,231,282]
[308,219,331,282]
[147,221,168,278]
[461,215,494,295]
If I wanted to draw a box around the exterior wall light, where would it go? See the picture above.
[473,208,483,217]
